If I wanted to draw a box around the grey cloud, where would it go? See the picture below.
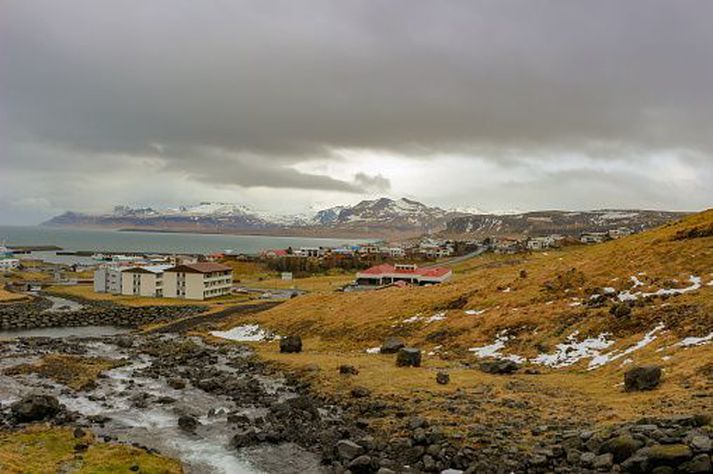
[1,0,712,222]
[353,173,391,193]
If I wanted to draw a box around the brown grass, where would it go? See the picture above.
[5,355,126,391]
[210,210,713,438]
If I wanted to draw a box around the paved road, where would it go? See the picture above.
[425,246,488,268]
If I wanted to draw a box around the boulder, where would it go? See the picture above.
[177,414,199,433]
[336,439,365,461]
[10,394,61,422]
[436,371,450,385]
[396,348,422,367]
[599,435,644,463]
[279,335,302,353]
[625,365,662,391]
[479,359,520,375]
[351,386,371,398]
[380,336,406,354]
[647,443,693,466]
[680,454,712,473]
[339,364,359,376]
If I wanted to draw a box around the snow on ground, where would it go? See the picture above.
[675,332,713,348]
[365,347,380,354]
[530,332,614,368]
[464,309,486,316]
[210,324,274,342]
[402,312,447,324]
[468,332,525,363]
[618,275,702,302]
[588,323,666,370]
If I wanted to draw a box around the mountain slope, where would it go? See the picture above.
[230,211,713,430]
[445,209,688,238]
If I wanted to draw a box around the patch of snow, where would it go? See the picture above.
[501,287,512,293]
[531,332,614,368]
[603,287,617,294]
[464,309,486,316]
[675,332,713,348]
[365,347,381,354]
[210,324,274,342]
[618,275,702,302]
[468,332,525,363]
[661,356,672,361]
[588,323,665,369]
[569,302,582,307]
[402,314,422,324]
[425,311,447,323]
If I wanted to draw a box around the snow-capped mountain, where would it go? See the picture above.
[43,198,470,236]
[322,198,464,230]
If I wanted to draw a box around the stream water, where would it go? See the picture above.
[0,335,325,473]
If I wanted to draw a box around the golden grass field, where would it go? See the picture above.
[211,210,713,436]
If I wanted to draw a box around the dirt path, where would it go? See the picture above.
[146,301,281,334]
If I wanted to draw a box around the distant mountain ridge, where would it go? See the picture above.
[42,198,468,237]
[43,201,689,239]
[445,209,689,238]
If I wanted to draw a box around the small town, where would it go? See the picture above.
[1,1,712,474]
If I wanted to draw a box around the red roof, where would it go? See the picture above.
[263,249,288,257]
[359,264,450,278]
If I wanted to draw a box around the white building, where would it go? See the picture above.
[0,245,19,270]
[580,232,609,244]
[94,265,134,294]
[163,262,233,300]
[121,264,174,298]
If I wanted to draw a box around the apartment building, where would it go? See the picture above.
[163,262,232,300]
[120,264,173,297]
[94,265,133,294]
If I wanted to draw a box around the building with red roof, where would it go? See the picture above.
[355,263,452,286]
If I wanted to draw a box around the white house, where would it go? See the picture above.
[580,232,609,244]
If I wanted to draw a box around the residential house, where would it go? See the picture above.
[356,263,452,286]
[580,232,609,244]
[163,262,233,300]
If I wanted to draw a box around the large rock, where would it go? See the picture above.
[600,435,644,463]
[396,348,421,367]
[436,371,450,385]
[279,335,302,353]
[479,359,520,375]
[336,439,365,461]
[380,336,406,354]
[625,365,662,391]
[10,394,61,422]
[647,443,693,466]
[178,414,199,433]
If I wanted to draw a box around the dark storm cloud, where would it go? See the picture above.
[1,0,712,221]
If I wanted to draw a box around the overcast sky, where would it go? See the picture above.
[1,1,712,224]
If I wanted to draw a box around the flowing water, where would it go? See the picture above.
[0,335,325,473]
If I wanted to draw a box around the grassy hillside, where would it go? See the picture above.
[213,209,713,434]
